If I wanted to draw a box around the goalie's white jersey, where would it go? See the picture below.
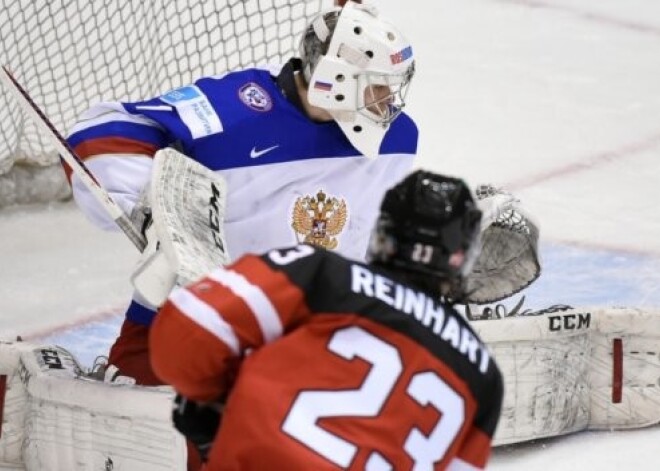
[66,63,418,264]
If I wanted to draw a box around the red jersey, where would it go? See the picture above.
[150,245,503,470]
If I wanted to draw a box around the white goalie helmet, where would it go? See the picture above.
[299,1,415,157]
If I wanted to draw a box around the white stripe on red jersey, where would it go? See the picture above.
[208,267,283,343]
[168,287,241,355]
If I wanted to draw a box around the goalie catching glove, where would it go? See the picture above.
[462,184,541,304]
[130,148,231,306]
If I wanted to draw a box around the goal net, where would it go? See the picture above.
[0,0,326,208]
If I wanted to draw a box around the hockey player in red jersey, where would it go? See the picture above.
[150,170,504,470]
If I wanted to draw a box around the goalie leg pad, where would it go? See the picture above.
[0,341,186,470]
[471,307,660,445]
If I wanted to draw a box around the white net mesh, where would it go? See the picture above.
[0,0,326,207]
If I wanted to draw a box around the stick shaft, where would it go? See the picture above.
[0,66,146,251]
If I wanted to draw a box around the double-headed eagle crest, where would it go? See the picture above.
[291,190,348,250]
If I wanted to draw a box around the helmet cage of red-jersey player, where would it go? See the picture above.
[367,171,483,284]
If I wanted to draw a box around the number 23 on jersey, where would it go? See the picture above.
[282,326,472,470]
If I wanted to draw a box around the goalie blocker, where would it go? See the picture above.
[130,147,231,307]
[1,307,659,469]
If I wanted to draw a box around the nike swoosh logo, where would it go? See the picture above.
[250,145,279,158]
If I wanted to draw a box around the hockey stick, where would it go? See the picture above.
[0,66,146,251]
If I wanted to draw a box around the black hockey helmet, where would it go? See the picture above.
[367,170,482,285]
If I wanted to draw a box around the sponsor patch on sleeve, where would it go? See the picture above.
[160,85,223,138]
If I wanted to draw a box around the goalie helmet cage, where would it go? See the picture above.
[0,0,329,208]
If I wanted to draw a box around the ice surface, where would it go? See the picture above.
[1,0,659,469]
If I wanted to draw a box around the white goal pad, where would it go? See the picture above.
[0,341,185,470]
[471,306,660,445]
